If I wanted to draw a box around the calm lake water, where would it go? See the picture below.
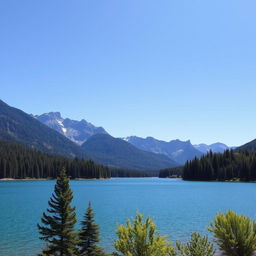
[0,178,256,255]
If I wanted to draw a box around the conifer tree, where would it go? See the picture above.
[79,202,104,256]
[38,168,78,256]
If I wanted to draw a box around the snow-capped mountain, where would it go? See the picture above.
[33,112,230,164]
[123,136,203,165]
[193,143,229,154]
[34,112,108,145]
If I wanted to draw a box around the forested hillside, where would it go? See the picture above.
[0,140,110,179]
[0,140,154,179]
[183,150,256,181]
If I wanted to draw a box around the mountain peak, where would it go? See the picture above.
[194,143,229,154]
[45,112,62,119]
[34,112,63,121]
[145,136,156,141]
[35,113,108,145]
[0,100,87,158]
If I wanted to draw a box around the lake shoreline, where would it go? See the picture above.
[0,177,110,181]
[2,176,256,183]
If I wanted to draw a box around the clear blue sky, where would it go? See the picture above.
[1,0,256,146]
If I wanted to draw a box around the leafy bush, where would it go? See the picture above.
[176,232,215,256]
[208,210,256,256]
[114,212,176,256]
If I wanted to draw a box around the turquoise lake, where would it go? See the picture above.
[1,178,256,255]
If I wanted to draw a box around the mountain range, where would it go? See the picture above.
[0,100,177,170]
[123,136,203,164]
[0,99,240,171]
[35,111,231,165]
[81,134,178,170]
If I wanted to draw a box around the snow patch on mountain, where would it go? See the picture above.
[34,112,108,145]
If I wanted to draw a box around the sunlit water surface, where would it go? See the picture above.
[1,178,256,255]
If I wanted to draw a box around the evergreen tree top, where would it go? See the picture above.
[79,202,103,256]
[38,167,78,256]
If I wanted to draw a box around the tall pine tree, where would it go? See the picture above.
[38,168,78,256]
[79,202,104,256]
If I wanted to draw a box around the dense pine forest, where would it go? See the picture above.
[0,140,152,179]
[110,168,155,177]
[183,150,256,181]
[0,139,111,179]
[158,167,183,178]
[159,150,256,181]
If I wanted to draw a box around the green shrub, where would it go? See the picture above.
[208,210,256,256]
[176,232,215,256]
[114,212,176,256]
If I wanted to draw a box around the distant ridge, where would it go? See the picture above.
[123,136,203,164]
[194,142,230,154]
[237,139,256,152]
[82,134,179,171]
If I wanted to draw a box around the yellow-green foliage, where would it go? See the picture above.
[176,232,215,256]
[208,210,256,256]
[114,212,176,256]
